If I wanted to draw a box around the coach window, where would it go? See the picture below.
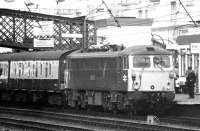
[22,63,24,76]
[28,62,30,77]
[133,56,150,68]
[40,63,42,75]
[14,63,16,75]
[45,62,48,78]
[0,64,2,76]
[5,64,8,75]
[33,64,35,77]
[49,63,51,75]
[4,64,7,75]
[19,63,21,77]
[35,63,38,78]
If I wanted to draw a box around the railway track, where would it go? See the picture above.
[158,104,200,128]
[0,106,199,131]
[0,117,95,131]
[160,116,200,128]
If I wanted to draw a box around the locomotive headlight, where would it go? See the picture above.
[150,85,155,90]
[169,72,175,79]
[166,82,171,90]
[133,82,140,90]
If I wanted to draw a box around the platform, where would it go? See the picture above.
[174,94,200,105]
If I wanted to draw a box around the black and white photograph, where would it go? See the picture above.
[0,0,200,130]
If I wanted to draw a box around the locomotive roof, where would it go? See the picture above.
[0,45,171,61]
[68,51,120,59]
[0,50,72,61]
[68,45,171,59]
[121,45,171,55]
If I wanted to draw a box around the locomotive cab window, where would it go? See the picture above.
[153,55,170,68]
[133,56,150,68]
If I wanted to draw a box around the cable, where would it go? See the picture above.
[178,0,197,27]
[24,1,43,29]
[102,0,121,27]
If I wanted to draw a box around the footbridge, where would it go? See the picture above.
[0,8,96,51]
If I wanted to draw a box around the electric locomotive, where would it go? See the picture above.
[65,45,175,113]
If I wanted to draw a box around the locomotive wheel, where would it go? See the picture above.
[1,91,12,102]
[13,92,27,104]
[112,103,118,114]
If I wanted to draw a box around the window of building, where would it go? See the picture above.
[171,1,177,22]
[138,9,142,18]
[186,0,194,6]
[145,9,148,18]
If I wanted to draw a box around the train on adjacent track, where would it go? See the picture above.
[0,45,175,114]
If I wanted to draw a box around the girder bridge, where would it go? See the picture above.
[0,8,96,51]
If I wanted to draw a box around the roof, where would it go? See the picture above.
[68,51,120,59]
[176,34,200,45]
[121,45,171,55]
[95,17,153,28]
[68,45,171,59]
[0,50,73,61]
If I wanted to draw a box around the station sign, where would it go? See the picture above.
[190,43,200,53]
[33,21,54,47]
[62,33,83,38]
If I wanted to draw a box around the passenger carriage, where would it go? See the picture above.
[0,50,72,104]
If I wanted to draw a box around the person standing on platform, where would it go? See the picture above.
[185,66,196,98]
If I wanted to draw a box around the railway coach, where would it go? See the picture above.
[0,50,73,105]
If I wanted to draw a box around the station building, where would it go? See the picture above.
[150,0,200,94]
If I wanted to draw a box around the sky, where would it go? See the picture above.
[0,0,117,10]
[1,0,57,9]
[0,0,128,12]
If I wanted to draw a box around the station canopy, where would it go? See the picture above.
[176,34,200,45]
